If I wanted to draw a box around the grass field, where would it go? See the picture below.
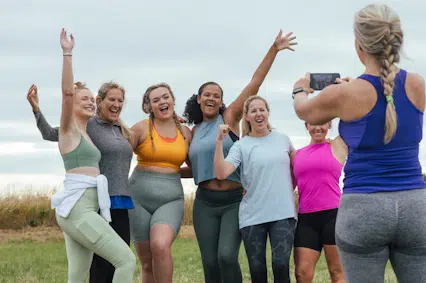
[0,226,399,283]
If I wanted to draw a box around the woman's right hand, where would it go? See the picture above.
[60,28,75,53]
[27,84,39,112]
[217,124,231,141]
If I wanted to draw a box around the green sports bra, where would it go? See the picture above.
[61,134,101,171]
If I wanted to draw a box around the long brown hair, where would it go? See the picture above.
[96,81,133,143]
[142,83,185,151]
[355,4,403,144]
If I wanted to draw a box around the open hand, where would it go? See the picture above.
[60,28,75,53]
[274,30,297,52]
[26,84,39,112]
[217,124,231,141]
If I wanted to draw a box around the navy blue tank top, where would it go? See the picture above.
[339,69,425,194]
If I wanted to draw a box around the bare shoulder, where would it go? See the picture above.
[191,124,198,136]
[406,71,425,112]
[130,119,148,148]
[182,125,192,141]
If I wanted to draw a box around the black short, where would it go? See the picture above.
[294,208,338,252]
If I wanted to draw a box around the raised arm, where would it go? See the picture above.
[59,29,76,134]
[224,30,297,131]
[27,84,59,141]
[214,124,238,180]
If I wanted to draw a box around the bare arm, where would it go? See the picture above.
[293,73,347,125]
[180,126,194,178]
[290,151,297,190]
[331,136,348,165]
[214,124,238,180]
[59,29,76,134]
[224,30,297,132]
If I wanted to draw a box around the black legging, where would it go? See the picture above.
[240,218,296,283]
[89,209,130,283]
[193,186,243,283]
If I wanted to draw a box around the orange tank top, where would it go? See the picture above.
[136,120,188,170]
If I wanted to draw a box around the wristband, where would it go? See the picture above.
[63,53,72,56]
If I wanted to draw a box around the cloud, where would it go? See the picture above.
[2,0,426,193]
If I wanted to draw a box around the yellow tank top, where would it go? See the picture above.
[136,120,188,170]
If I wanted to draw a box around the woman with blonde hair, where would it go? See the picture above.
[292,4,426,282]
[28,79,135,283]
[51,28,135,283]
[214,95,297,283]
[129,83,192,283]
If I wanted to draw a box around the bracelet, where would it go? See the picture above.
[63,53,72,56]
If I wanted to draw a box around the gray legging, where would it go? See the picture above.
[56,188,136,283]
[335,188,426,283]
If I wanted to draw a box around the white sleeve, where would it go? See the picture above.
[225,141,243,168]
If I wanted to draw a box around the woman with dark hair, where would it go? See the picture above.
[292,4,426,282]
[182,29,297,283]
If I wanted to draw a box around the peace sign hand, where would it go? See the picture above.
[60,28,75,53]
[274,30,297,52]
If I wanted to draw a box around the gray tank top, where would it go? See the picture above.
[189,115,241,185]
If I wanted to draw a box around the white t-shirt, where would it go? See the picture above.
[225,131,296,229]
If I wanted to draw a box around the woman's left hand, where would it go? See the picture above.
[293,72,314,93]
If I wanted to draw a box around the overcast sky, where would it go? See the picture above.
[1,0,425,195]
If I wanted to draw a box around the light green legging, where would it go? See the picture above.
[56,188,136,283]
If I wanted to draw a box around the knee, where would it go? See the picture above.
[218,249,239,267]
[150,239,172,260]
[272,258,290,272]
[295,266,315,282]
[118,249,136,272]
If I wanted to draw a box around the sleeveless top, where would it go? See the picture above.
[338,69,425,194]
[189,115,241,185]
[135,120,188,170]
[293,142,343,213]
[62,134,101,171]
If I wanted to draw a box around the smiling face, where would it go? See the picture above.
[97,88,124,122]
[306,122,330,143]
[74,89,95,119]
[245,99,269,133]
[148,87,175,120]
[197,84,223,120]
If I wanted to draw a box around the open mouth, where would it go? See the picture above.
[159,105,169,114]
[110,108,119,115]
[84,106,95,111]
[206,102,215,109]
[255,117,264,124]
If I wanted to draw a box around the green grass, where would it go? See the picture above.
[0,237,399,283]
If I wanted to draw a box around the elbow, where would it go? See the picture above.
[216,172,226,180]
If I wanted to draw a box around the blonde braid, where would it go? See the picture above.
[379,31,399,144]
[173,112,186,140]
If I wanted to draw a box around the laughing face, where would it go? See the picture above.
[97,88,124,122]
[306,122,330,143]
[74,89,96,119]
[149,87,175,120]
[245,99,269,133]
[197,84,223,120]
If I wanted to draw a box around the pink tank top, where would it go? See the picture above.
[293,142,343,214]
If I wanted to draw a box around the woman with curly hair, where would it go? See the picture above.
[182,30,297,283]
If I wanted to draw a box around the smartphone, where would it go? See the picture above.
[310,73,341,90]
